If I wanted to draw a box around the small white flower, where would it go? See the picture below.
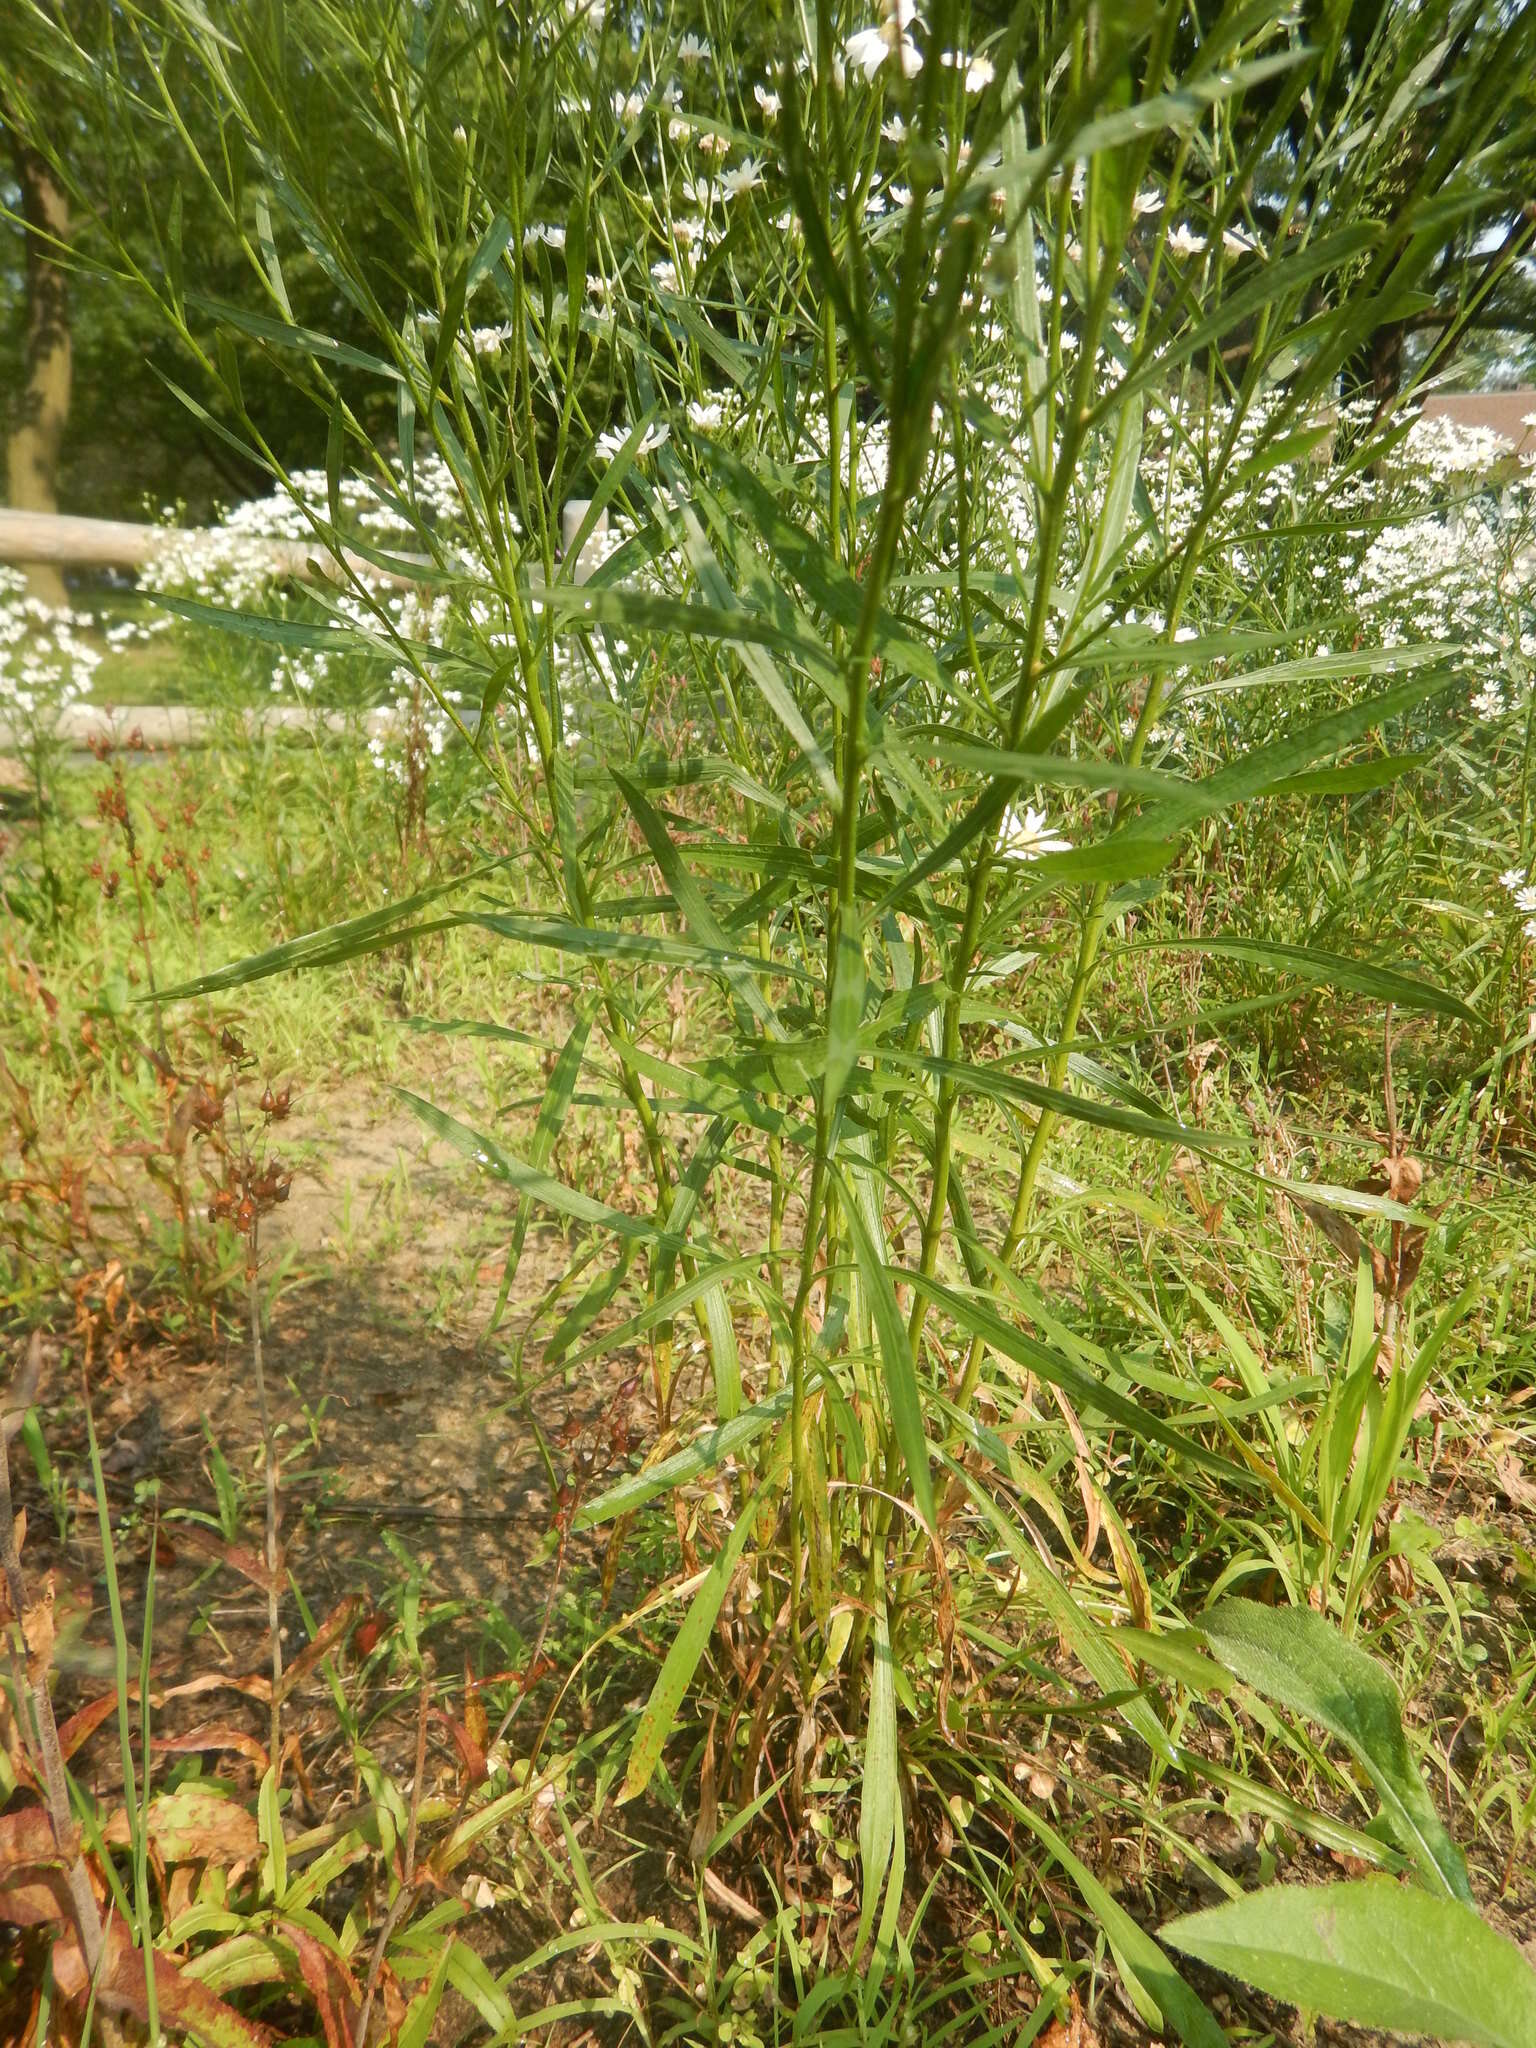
[697,131,730,158]
[882,113,908,144]
[846,7,922,83]
[668,116,691,143]
[523,222,567,252]
[595,420,671,462]
[651,258,681,291]
[754,83,781,120]
[722,155,765,200]
[613,88,646,123]
[999,803,1071,861]
[941,50,993,92]
[845,27,890,81]
[1515,885,1536,915]
[678,32,709,64]
[688,399,726,429]
[1167,223,1204,258]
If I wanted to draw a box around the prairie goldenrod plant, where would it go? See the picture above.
[5,0,1536,2040]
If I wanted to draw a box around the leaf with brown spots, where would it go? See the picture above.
[103,1787,259,1866]
[280,1919,361,2048]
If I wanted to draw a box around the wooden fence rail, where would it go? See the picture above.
[0,501,607,755]
[0,499,605,586]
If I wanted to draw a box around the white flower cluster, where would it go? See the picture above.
[0,567,102,732]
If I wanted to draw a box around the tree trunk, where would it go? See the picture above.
[6,142,71,607]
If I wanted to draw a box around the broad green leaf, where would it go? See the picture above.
[1200,1600,1470,1900]
[1162,1881,1536,2048]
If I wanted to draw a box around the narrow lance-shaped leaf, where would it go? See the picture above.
[611,769,782,1037]
[1004,1794,1229,2048]
[397,1090,696,1256]
[854,1587,904,1975]
[621,1497,761,1803]
[839,1168,936,1535]
[486,1004,596,1337]
[824,925,868,1108]
[1131,937,1479,1025]
[574,1385,795,1531]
